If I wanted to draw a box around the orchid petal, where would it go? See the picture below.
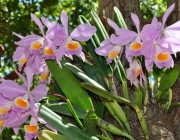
[165,21,180,31]
[12,32,24,39]
[70,24,96,41]
[53,25,66,46]
[95,38,112,56]
[131,13,140,33]
[79,51,85,61]
[13,127,20,135]
[107,18,120,31]
[29,96,39,116]
[0,94,11,106]
[24,66,34,92]
[56,40,67,68]
[115,28,137,36]
[5,111,29,127]
[46,22,58,39]
[30,84,47,103]
[13,47,25,61]
[111,32,136,45]
[61,10,69,35]
[141,40,154,58]
[141,24,160,41]
[41,17,51,27]
[15,70,27,89]
[0,80,26,99]
[145,58,154,72]
[31,13,45,36]
[15,35,41,46]
[162,3,175,27]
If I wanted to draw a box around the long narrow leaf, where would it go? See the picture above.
[81,83,149,140]
[47,102,86,119]
[38,104,99,140]
[46,60,93,110]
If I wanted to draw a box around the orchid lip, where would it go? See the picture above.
[25,125,39,133]
[44,47,54,56]
[14,97,29,109]
[0,108,8,115]
[156,53,170,62]
[19,54,28,66]
[66,41,80,51]
[108,51,120,59]
[130,42,142,51]
[0,119,5,128]
[135,68,142,77]
[31,41,42,50]
[40,72,49,82]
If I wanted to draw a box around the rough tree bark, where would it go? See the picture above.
[166,1,180,140]
[167,0,180,25]
[98,0,141,32]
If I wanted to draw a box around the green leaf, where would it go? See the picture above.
[84,109,98,135]
[47,102,87,119]
[81,83,149,140]
[170,102,180,107]
[79,15,109,77]
[66,99,84,129]
[134,87,143,108]
[161,88,172,110]
[38,104,99,140]
[97,118,133,140]
[64,62,105,90]
[91,11,109,41]
[46,60,93,110]
[96,135,113,140]
[38,130,70,140]
[109,101,131,134]
[114,7,127,28]
[101,97,125,131]
[159,64,180,91]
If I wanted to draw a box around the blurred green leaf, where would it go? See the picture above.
[38,130,70,140]
[159,64,180,91]
[46,60,94,110]
[84,109,98,135]
[47,102,87,119]
[38,104,99,140]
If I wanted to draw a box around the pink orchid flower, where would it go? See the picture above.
[0,66,47,117]
[95,35,122,63]
[126,60,145,87]
[56,10,96,67]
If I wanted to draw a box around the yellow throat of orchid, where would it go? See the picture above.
[44,47,54,56]
[131,42,142,51]
[14,97,29,109]
[25,125,38,133]
[156,53,170,62]
[66,41,79,51]
[108,51,120,59]
[0,119,5,128]
[31,41,42,50]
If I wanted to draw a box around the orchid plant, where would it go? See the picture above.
[0,3,180,140]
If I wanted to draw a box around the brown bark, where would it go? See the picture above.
[98,0,141,31]
[167,0,180,25]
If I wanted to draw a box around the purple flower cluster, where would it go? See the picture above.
[0,10,96,139]
[96,4,180,87]
[13,10,96,83]
[0,67,47,139]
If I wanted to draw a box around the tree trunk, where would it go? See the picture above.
[98,0,141,31]
[167,0,180,25]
